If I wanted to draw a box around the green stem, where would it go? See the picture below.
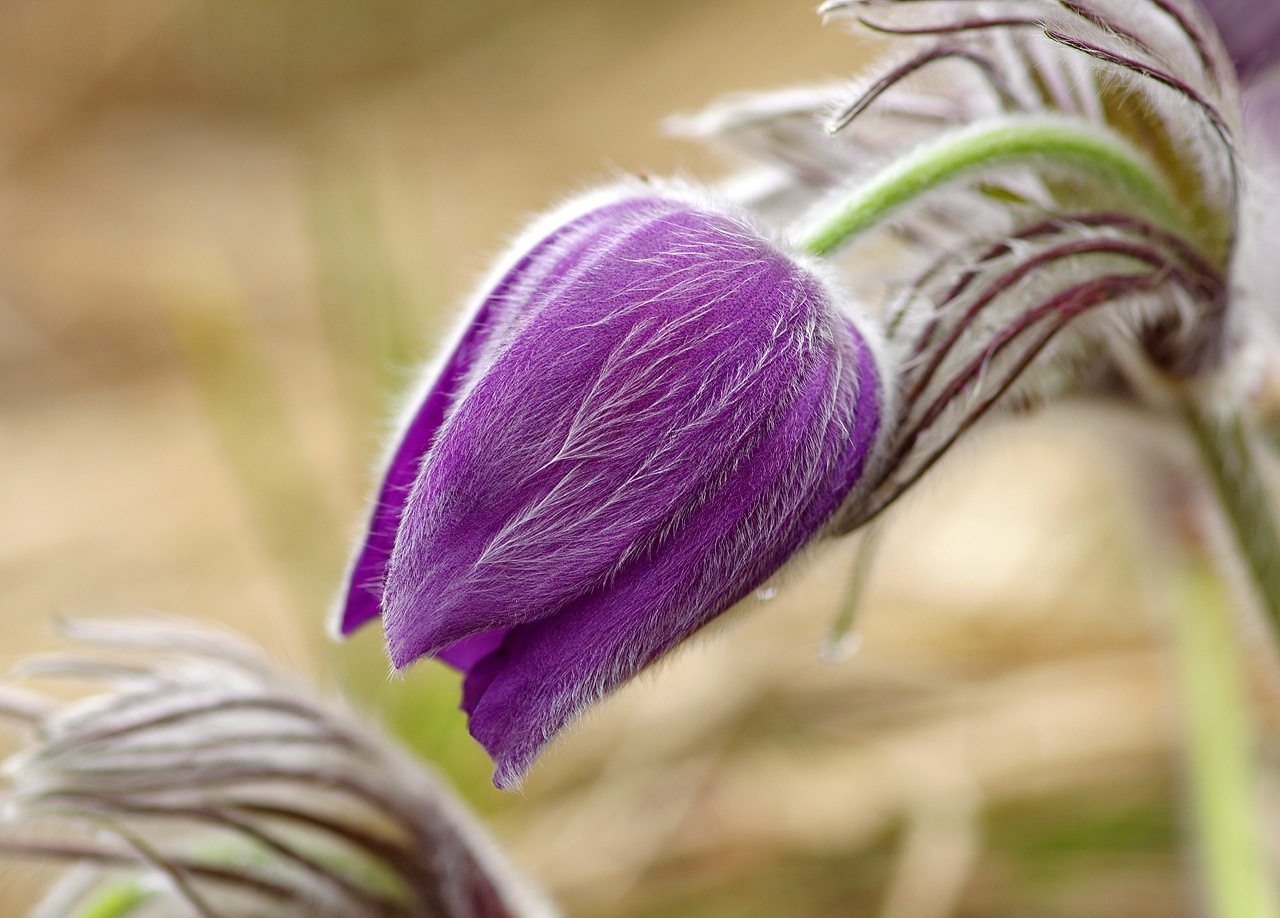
[70,880,154,918]
[794,115,1186,258]
[1181,396,1280,637]
[1168,561,1279,918]
[1173,396,1280,916]
[789,105,1278,916]
[823,523,885,661]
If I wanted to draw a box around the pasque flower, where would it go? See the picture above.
[335,0,1262,791]
[337,184,887,787]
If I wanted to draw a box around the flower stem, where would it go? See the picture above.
[793,115,1187,258]
[823,522,884,661]
[1170,395,1280,917]
[1168,560,1279,918]
[1181,395,1280,635]
[69,881,153,918]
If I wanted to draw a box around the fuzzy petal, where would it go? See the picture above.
[335,197,669,635]
[381,200,868,667]
[466,333,882,787]
[437,627,511,671]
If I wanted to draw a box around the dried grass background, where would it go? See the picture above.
[0,1,1266,915]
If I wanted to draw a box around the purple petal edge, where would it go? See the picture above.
[337,362,470,637]
[334,195,670,637]
[379,199,776,666]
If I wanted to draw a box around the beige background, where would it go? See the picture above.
[0,2,1250,915]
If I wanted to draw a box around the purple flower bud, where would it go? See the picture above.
[336,185,886,787]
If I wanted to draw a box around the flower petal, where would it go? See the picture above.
[464,332,882,787]
[334,196,666,635]
[380,199,867,667]
[437,627,510,671]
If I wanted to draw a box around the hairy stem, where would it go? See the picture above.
[1168,561,1279,918]
[1176,396,1280,916]
[1182,396,1280,636]
[823,523,885,660]
[69,880,153,918]
[793,115,1189,257]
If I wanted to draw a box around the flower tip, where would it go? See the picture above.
[383,603,469,671]
[484,739,536,793]
[385,634,422,672]
[491,765,525,792]
[381,595,446,671]
[467,697,549,792]
[329,585,382,640]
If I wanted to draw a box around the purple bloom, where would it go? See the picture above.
[1197,0,1280,79]
[336,186,886,787]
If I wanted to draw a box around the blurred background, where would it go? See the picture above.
[0,1,1258,914]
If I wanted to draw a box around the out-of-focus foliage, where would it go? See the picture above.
[0,1,1270,915]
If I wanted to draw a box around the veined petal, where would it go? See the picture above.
[381,197,876,666]
[335,195,673,635]
[335,182,889,787]
[463,333,882,787]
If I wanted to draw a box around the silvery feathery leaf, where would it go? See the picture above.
[666,80,994,222]
[680,0,1244,527]
[0,619,555,918]
[693,0,1239,269]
